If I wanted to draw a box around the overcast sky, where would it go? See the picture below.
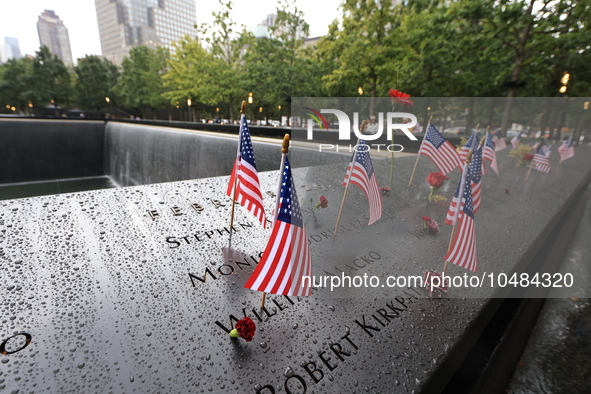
[1,0,342,62]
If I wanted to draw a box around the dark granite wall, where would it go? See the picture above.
[104,122,350,187]
[0,119,105,184]
[0,119,349,187]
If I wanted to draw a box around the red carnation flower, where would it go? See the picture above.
[319,196,328,209]
[422,216,440,234]
[379,186,392,195]
[524,154,533,162]
[426,172,449,188]
[230,317,256,342]
[388,89,413,107]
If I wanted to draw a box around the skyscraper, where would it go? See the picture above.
[94,0,197,65]
[36,10,74,66]
[4,37,22,60]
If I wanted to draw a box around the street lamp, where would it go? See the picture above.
[561,73,570,85]
[248,93,253,104]
[559,72,570,94]
[358,87,364,95]
[187,98,193,122]
[105,97,110,103]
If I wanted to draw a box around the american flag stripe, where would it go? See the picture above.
[558,137,575,162]
[444,166,478,272]
[533,154,551,173]
[351,171,382,225]
[422,143,461,175]
[458,133,476,163]
[244,156,312,297]
[247,223,311,296]
[445,162,469,225]
[492,136,507,151]
[445,214,478,272]
[458,147,470,163]
[471,181,481,213]
[343,142,382,225]
[421,124,462,175]
[226,115,267,228]
[532,141,552,173]
[471,147,483,213]
[483,133,499,176]
[445,196,460,225]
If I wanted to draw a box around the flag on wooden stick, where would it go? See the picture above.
[469,146,483,213]
[558,136,576,162]
[533,141,552,173]
[342,141,382,225]
[226,114,267,227]
[483,132,499,176]
[492,135,507,151]
[444,162,478,272]
[421,124,462,175]
[459,133,477,163]
[244,156,312,296]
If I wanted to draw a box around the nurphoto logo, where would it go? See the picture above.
[304,108,419,153]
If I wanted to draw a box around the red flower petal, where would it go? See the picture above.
[235,317,256,342]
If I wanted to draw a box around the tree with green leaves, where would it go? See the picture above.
[25,46,72,116]
[197,1,252,121]
[73,55,119,112]
[0,56,34,114]
[162,37,218,119]
[319,0,401,116]
[244,1,321,119]
[116,46,169,119]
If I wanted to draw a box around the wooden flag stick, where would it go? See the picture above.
[334,141,359,236]
[334,173,353,236]
[408,116,433,188]
[260,292,267,309]
[261,133,291,309]
[442,224,458,275]
[389,131,395,189]
[334,121,369,235]
[525,157,535,181]
[228,101,247,249]
[442,151,472,275]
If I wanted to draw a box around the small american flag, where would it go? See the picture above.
[244,156,312,296]
[458,133,476,163]
[557,136,576,162]
[343,141,382,225]
[533,141,551,173]
[226,114,267,227]
[492,135,507,151]
[543,143,552,158]
[483,132,499,176]
[444,164,478,272]
[421,124,462,175]
[445,162,468,226]
[511,134,521,150]
[470,146,483,213]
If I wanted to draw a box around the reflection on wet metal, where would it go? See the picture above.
[0,150,590,392]
[508,184,591,393]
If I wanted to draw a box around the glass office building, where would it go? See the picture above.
[36,10,74,66]
[94,0,196,65]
